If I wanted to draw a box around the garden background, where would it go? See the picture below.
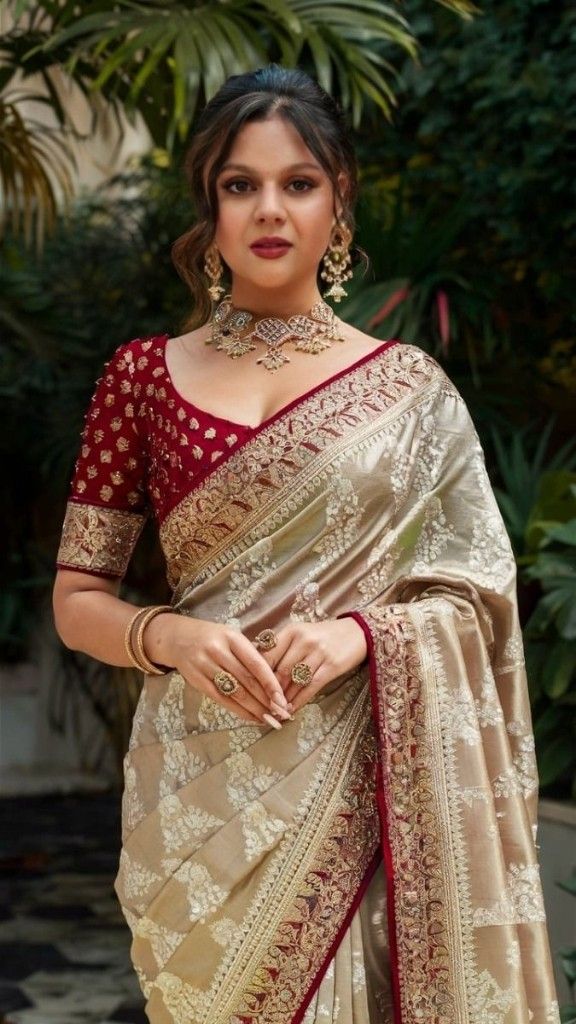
[0,0,575,1020]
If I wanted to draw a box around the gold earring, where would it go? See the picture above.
[320,224,353,303]
[204,244,225,301]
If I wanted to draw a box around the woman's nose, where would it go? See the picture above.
[254,184,286,221]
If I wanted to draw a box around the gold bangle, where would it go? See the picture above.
[133,605,173,676]
[124,605,172,675]
[124,608,148,671]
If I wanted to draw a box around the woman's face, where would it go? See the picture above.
[212,115,347,310]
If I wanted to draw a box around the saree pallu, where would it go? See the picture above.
[114,342,560,1024]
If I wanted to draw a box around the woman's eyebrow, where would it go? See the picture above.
[218,161,322,174]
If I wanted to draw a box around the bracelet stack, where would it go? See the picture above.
[124,605,173,676]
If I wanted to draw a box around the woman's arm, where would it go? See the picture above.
[53,568,158,666]
[52,569,291,725]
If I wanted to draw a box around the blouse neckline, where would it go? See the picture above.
[159,334,400,434]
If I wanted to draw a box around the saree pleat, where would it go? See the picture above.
[114,342,559,1024]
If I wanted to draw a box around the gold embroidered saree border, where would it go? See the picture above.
[344,595,560,1024]
[56,500,146,577]
[225,722,380,1023]
[347,605,464,1024]
[160,343,439,594]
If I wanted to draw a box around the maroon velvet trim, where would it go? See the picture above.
[163,336,400,435]
[290,846,382,1024]
[337,610,403,1024]
[159,338,400,523]
[54,561,123,581]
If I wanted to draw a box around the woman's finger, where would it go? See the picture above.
[273,643,323,695]
[229,632,290,709]
[196,665,283,728]
[284,663,328,709]
[218,651,291,722]
[253,629,293,674]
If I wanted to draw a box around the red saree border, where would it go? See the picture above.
[338,610,403,1024]
[291,846,382,1024]
[159,338,400,523]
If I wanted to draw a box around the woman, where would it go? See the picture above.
[53,65,560,1024]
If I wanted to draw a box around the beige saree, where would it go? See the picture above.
[113,341,560,1023]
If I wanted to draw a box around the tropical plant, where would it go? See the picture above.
[340,178,505,383]
[490,421,576,557]
[354,0,576,388]
[0,90,75,249]
[521,475,576,796]
[0,0,477,248]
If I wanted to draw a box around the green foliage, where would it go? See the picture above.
[353,0,575,386]
[0,0,476,248]
[489,423,576,556]
[1,0,474,151]
[341,180,508,386]
[0,91,75,249]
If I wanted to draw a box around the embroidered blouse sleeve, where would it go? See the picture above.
[56,341,150,579]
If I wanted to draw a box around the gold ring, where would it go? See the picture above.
[291,662,312,687]
[213,669,241,696]
[253,629,278,651]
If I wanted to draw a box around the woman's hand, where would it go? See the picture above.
[144,613,291,726]
[259,618,368,713]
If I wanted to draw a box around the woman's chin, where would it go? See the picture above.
[228,275,303,296]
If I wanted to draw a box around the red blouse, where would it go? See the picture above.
[56,335,254,578]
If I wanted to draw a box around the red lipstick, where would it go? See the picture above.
[250,236,293,259]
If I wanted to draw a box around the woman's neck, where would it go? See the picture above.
[227,284,325,318]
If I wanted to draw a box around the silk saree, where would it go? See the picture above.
[57,337,560,1023]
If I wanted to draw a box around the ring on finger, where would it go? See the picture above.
[253,629,278,651]
[291,662,313,687]
[214,669,241,696]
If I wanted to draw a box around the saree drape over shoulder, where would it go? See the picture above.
[57,337,560,1024]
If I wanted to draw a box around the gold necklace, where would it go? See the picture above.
[206,293,347,373]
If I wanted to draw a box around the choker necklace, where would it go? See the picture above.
[206,293,347,373]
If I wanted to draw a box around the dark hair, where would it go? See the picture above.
[172,63,366,328]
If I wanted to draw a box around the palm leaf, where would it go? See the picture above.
[0,92,75,250]
[34,0,456,142]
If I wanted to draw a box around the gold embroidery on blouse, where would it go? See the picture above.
[57,501,146,576]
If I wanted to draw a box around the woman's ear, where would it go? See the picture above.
[334,171,350,221]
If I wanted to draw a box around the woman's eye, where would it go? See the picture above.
[289,179,314,192]
[222,180,251,194]
[222,178,315,193]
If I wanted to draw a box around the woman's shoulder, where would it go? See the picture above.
[347,325,449,384]
[112,332,169,363]
[357,331,466,412]
[101,333,170,386]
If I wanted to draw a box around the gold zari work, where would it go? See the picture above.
[57,501,145,577]
[111,343,558,1023]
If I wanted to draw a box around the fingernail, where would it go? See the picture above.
[287,702,295,712]
[263,713,283,730]
[271,702,293,721]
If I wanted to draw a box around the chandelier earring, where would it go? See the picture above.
[320,223,353,303]
[203,243,226,301]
